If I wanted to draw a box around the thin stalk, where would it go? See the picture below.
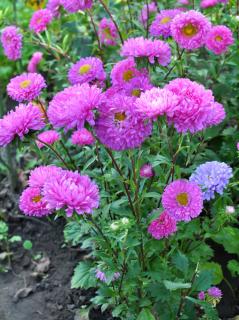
[164,49,185,80]
[126,0,134,30]
[59,140,77,170]
[87,9,103,56]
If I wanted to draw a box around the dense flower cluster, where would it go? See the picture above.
[148,211,177,239]
[29,9,53,33]
[98,18,118,46]
[0,26,22,61]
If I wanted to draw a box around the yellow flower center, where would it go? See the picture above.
[182,23,198,37]
[176,192,189,206]
[160,17,171,24]
[114,112,126,122]
[79,64,92,75]
[122,70,134,82]
[131,89,141,97]
[20,80,31,89]
[215,35,222,42]
[32,195,42,203]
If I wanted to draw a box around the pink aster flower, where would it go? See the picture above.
[95,94,152,151]
[198,291,205,300]
[47,83,104,131]
[205,25,234,55]
[165,78,225,133]
[71,128,95,146]
[162,179,203,222]
[43,170,99,217]
[68,57,106,86]
[28,165,63,189]
[36,130,60,148]
[20,187,51,217]
[150,9,181,38]
[98,18,118,46]
[29,9,53,33]
[0,26,22,61]
[148,211,177,239]
[121,76,153,98]
[61,0,92,13]
[200,0,218,8]
[121,37,171,66]
[171,10,211,50]
[139,2,157,28]
[0,103,45,147]
[46,0,62,18]
[27,52,43,73]
[140,164,154,178]
[7,73,46,102]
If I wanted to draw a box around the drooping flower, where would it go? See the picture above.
[28,165,63,189]
[36,130,60,148]
[0,103,45,147]
[198,291,205,300]
[29,9,53,33]
[95,94,152,151]
[162,179,203,222]
[27,52,43,73]
[43,170,99,217]
[200,0,218,9]
[47,83,104,131]
[165,78,225,133]
[171,10,211,50]
[46,0,62,17]
[61,0,92,13]
[207,287,222,299]
[68,57,106,86]
[190,161,233,200]
[205,25,234,55]
[121,37,171,66]
[98,18,118,46]
[139,2,157,27]
[95,269,107,282]
[0,26,22,61]
[148,211,177,239]
[71,128,95,146]
[7,73,46,102]
[140,164,154,178]
[150,9,181,38]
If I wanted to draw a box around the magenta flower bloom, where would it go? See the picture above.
[171,10,211,50]
[237,142,239,150]
[36,130,60,148]
[27,52,43,73]
[71,128,95,146]
[121,37,171,66]
[120,76,153,98]
[198,291,205,300]
[0,26,22,61]
[28,165,63,189]
[20,187,51,217]
[165,78,225,133]
[46,0,62,17]
[200,0,218,8]
[7,73,46,102]
[48,83,104,131]
[140,164,154,178]
[29,9,53,33]
[207,287,222,299]
[68,57,106,86]
[148,211,177,240]
[139,2,157,27]
[95,94,152,151]
[162,179,203,222]
[98,18,118,46]
[150,9,181,38]
[61,0,92,13]
[0,103,45,147]
[205,25,234,55]
[43,170,99,217]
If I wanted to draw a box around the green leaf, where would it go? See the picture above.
[163,280,191,291]
[23,240,32,250]
[192,270,213,291]
[227,259,239,277]
[186,297,218,320]
[211,227,239,254]
[71,262,96,289]
[200,262,223,285]
[9,235,22,243]
[172,251,189,275]
[137,308,156,320]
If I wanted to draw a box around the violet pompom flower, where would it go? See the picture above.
[139,2,157,27]
[140,164,154,178]
[148,211,177,239]
[198,291,205,300]
[205,25,234,55]
[61,0,92,13]
[7,73,46,102]
[46,0,62,18]
[19,187,51,217]
[95,94,152,151]
[190,161,233,200]
[121,37,171,66]
[171,10,211,50]
[150,9,181,38]
[162,179,203,222]
[29,9,53,33]
[28,165,63,189]
[98,18,118,46]
[0,26,22,61]
[165,78,225,133]
[47,83,104,131]
[0,103,45,147]
[27,52,43,73]
[68,57,106,86]
[200,0,218,8]
[36,130,60,148]
[43,170,99,217]
[71,128,95,146]
[208,287,222,299]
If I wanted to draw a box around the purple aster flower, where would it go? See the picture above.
[46,0,62,17]
[171,10,211,50]
[28,165,63,189]
[0,26,22,61]
[7,73,46,102]
[36,130,60,148]
[205,25,234,55]
[98,18,118,46]
[200,0,218,8]
[140,164,154,178]
[190,161,233,200]
[0,103,45,147]
[148,211,177,239]
[139,2,157,28]
[95,94,152,151]
[61,0,92,13]
[162,179,203,222]
[27,52,43,73]
[150,9,181,38]
[207,287,222,299]
[71,128,95,146]
[29,9,53,33]
[95,269,107,282]
[68,57,106,86]
[121,76,153,98]
[198,291,205,300]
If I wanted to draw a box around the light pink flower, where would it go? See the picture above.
[29,9,53,33]
[71,128,95,146]
[36,130,60,148]
[0,26,22,61]
[28,165,63,189]
[27,52,43,73]
[205,25,234,55]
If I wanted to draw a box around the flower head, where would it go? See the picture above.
[200,0,218,8]
[98,18,118,46]
[148,211,177,239]
[28,165,63,189]
[46,0,62,17]
[61,0,92,13]
[205,25,234,55]
[95,269,107,282]
[140,164,154,178]
[198,291,205,300]
[0,26,22,61]
[27,52,43,73]
[207,287,222,299]
[162,179,203,221]
[150,9,181,38]
[190,161,233,200]
[139,2,157,27]
[7,73,46,102]
[29,9,53,33]
[36,130,60,148]
[71,128,95,146]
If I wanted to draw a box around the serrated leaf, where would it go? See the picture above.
[137,308,156,320]
[192,270,213,291]
[186,297,218,320]
[71,262,96,289]
[163,280,191,291]
[172,251,189,275]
